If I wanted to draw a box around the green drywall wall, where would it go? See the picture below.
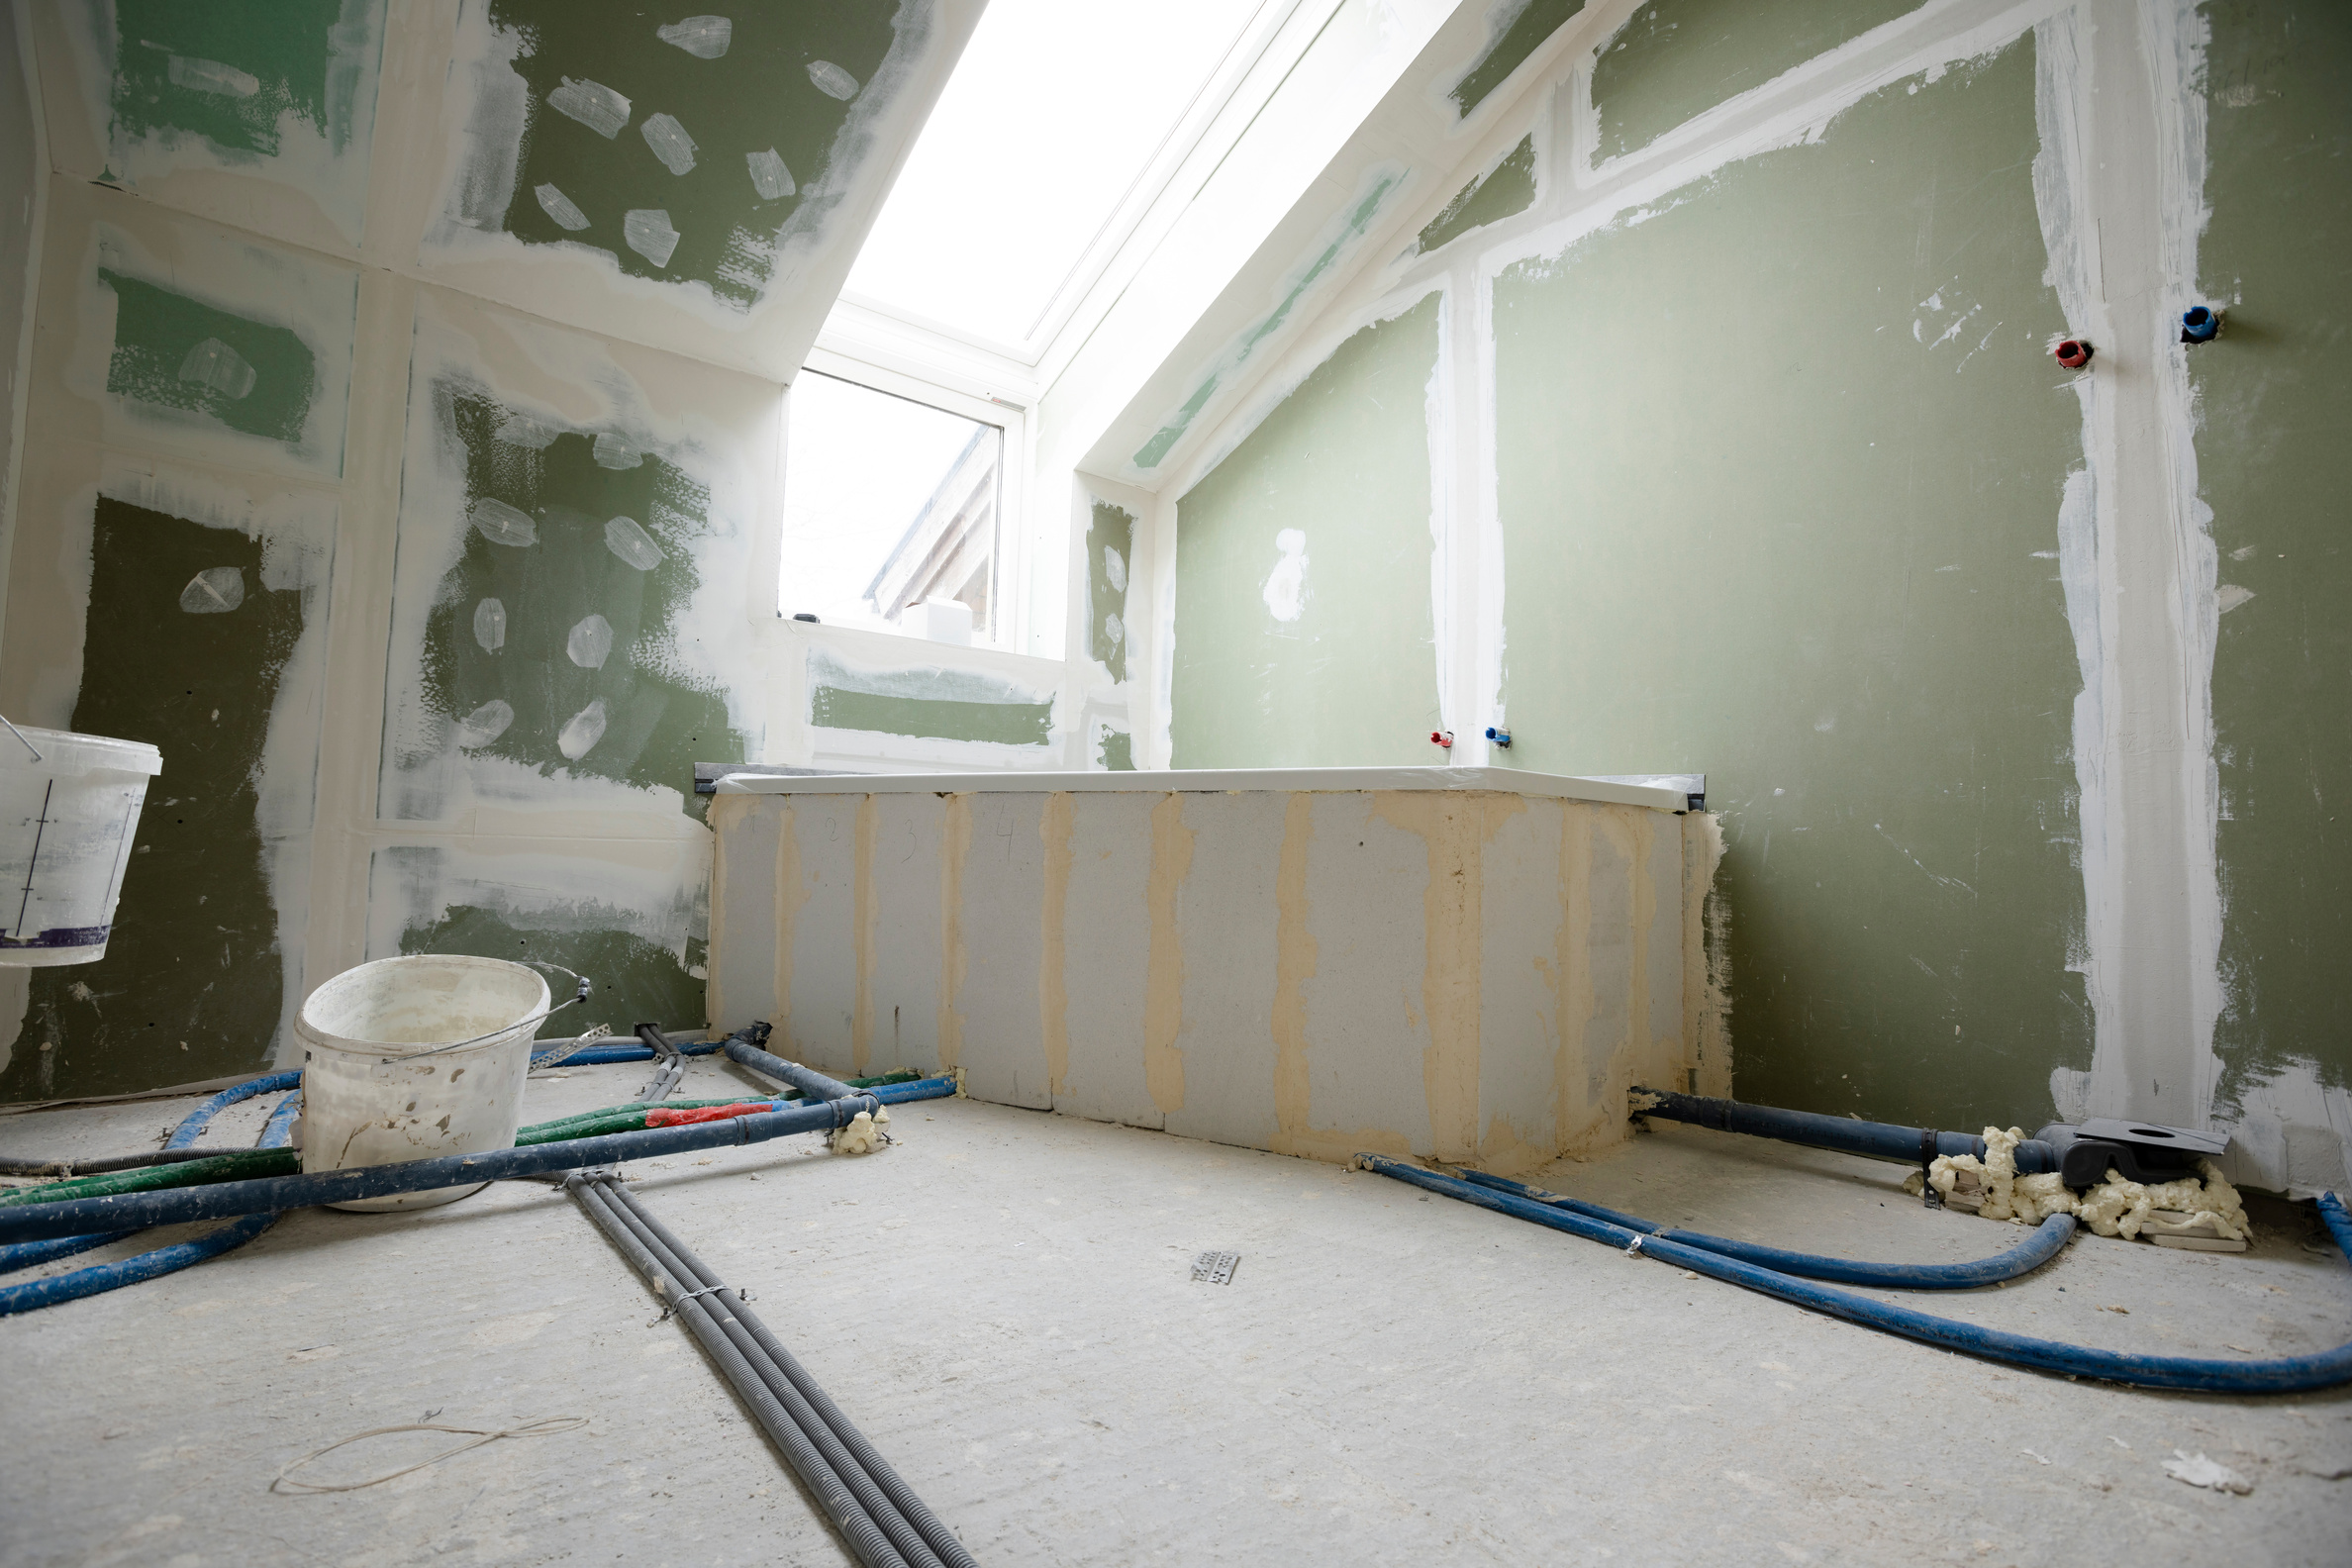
[397,901,706,1042]
[1133,171,1404,471]
[1592,0,1919,160]
[1452,0,1587,120]
[0,500,302,1100]
[407,390,741,805]
[1418,135,1535,254]
[488,0,897,307]
[1096,728,1135,771]
[2197,0,2352,1100]
[1086,499,1134,681]
[108,0,380,159]
[805,646,1054,746]
[1171,294,1441,768]
[1495,39,2084,1131]
[99,270,320,448]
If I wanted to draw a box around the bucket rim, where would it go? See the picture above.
[0,727,163,773]
[297,953,550,1059]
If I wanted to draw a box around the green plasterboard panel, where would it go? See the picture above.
[1,500,304,1100]
[1097,728,1135,771]
[1087,499,1135,681]
[1593,0,1920,161]
[98,270,319,446]
[490,0,898,309]
[394,899,707,1042]
[1494,37,2085,1132]
[1452,0,1587,120]
[1419,135,1535,254]
[807,686,1052,746]
[399,390,742,812]
[109,0,380,159]
[1170,294,1441,769]
[2198,0,2352,1103]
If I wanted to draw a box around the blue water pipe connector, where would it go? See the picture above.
[2181,305,2221,343]
[1484,727,1512,748]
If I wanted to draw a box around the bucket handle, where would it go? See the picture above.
[378,964,592,1065]
[0,715,42,762]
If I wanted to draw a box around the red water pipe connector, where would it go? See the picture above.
[2054,339,2093,369]
[1430,730,1454,749]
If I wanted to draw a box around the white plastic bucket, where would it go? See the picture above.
[0,726,163,966]
[296,954,548,1212]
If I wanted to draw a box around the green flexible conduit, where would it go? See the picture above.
[0,1070,926,1210]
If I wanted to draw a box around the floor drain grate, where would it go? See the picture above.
[1191,1250,1240,1285]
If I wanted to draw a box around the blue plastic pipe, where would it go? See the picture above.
[4,1063,310,1278]
[726,1040,859,1102]
[0,1092,303,1316]
[162,1071,303,1149]
[1631,1086,2061,1175]
[1448,1166,2076,1290]
[0,1091,880,1245]
[1360,1154,2352,1395]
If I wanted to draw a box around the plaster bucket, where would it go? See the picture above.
[296,954,548,1212]
[0,726,163,966]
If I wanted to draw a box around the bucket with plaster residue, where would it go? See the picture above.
[296,955,548,1212]
[0,726,163,966]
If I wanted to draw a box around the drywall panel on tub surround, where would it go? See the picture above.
[1170,293,1444,769]
[2192,0,2352,1194]
[1495,38,2086,1134]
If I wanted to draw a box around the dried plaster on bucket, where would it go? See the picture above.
[296,954,547,1212]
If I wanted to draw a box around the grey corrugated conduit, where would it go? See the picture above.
[567,1173,971,1567]
[601,1177,978,1568]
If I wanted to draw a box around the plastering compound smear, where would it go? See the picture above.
[535,183,591,232]
[177,567,246,615]
[603,515,664,568]
[566,614,615,669]
[746,148,795,201]
[640,113,699,176]
[468,498,539,547]
[547,77,631,139]
[473,598,507,653]
[557,699,609,760]
[175,338,259,400]
[591,436,643,471]
[1262,530,1309,622]
[455,700,516,749]
[165,54,258,99]
[494,414,560,448]
[623,210,681,268]
[806,60,859,100]
[656,16,732,58]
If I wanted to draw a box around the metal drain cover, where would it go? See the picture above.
[1191,1250,1240,1286]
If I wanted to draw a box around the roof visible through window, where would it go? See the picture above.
[843,0,1273,350]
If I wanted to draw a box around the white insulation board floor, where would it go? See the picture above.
[3,1055,2349,1567]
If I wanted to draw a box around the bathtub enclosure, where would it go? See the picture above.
[707,768,1719,1172]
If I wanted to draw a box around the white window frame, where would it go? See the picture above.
[785,346,1032,655]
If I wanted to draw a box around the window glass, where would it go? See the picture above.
[779,371,1003,641]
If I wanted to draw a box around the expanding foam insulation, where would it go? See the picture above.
[1494,37,2086,1132]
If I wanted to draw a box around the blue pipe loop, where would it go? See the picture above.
[163,1071,302,1149]
[0,1227,141,1276]
[0,1092,302,1317]
[0,1091,879,1245]
[1448,1166,2075,1290]
[1630,1086,2061,1175]
[1360,1154,2352,1395]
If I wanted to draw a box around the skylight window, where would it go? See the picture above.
[843,0,1273,350]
